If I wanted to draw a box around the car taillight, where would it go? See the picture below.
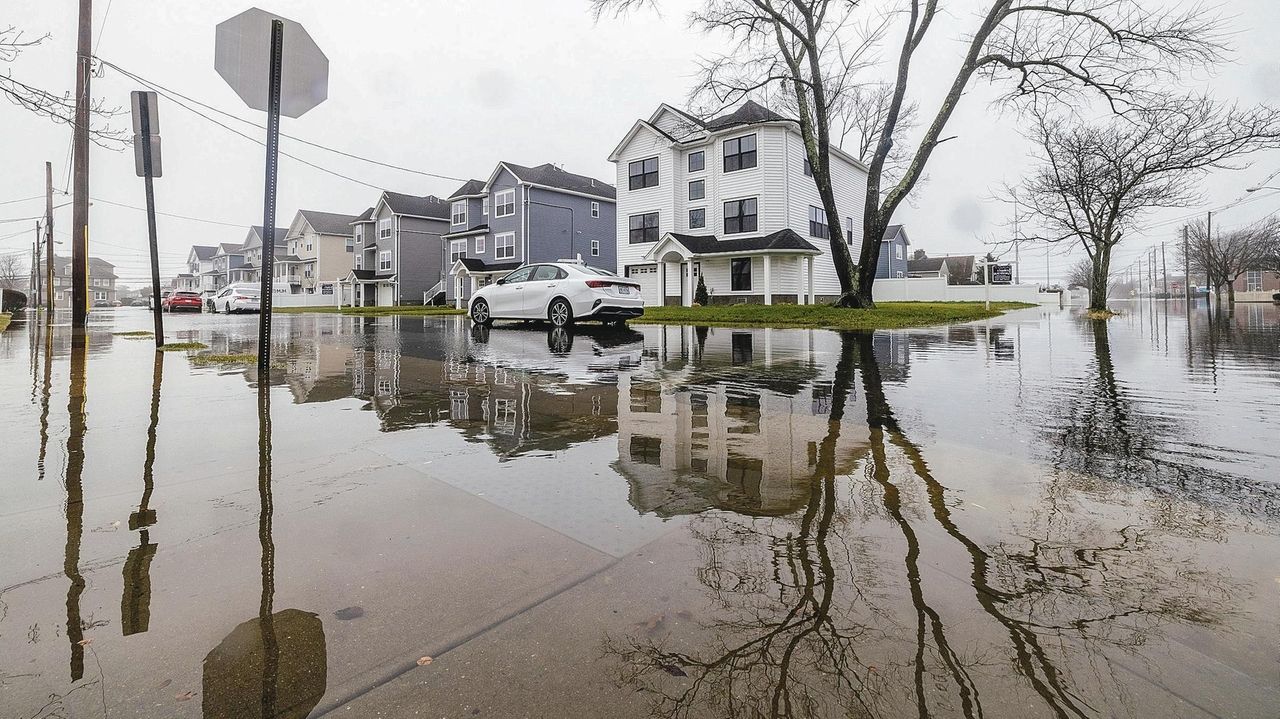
[585,280,610,288]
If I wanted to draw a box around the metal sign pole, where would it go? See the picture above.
[257,19,284,378]
[138,93,165,348]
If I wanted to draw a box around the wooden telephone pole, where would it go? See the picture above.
[46,161,55,313]
[70,0,92,331]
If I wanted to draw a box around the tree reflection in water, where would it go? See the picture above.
[608,330,1242,719]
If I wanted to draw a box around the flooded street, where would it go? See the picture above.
[1,303,1277,718]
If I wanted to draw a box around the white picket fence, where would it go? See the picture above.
[871,277,1053,304]
[271,288,340,308]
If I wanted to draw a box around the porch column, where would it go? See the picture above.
[797,258,807,305]
[684,261,694,307]
[806,256,816,304]
[455,275,464,309]
[762,255,772,305]
[657,262,667,306]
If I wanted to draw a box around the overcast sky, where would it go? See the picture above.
[3,0,1279,287]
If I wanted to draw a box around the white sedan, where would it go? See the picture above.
[469,262,644,328]
[210,283,262,314]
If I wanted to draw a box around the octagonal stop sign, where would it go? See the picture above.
[215,7,328,118]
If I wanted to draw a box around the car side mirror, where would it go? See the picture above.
[495,278,506,286]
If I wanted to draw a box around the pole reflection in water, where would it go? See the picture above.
[122,351,163,636]
[201,382,327,719]
[37,315,53,482]
[608,330,1244,719]
[64,333,87,681]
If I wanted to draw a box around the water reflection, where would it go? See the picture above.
[606,331,1248,719]
[63,335,87,681]
[201,382,327,719]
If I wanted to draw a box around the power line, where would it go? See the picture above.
[98,58,467,185]
[0,195,46,207]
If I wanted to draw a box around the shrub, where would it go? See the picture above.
[694,274,710,306]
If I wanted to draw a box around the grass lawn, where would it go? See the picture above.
[273,306,465,317]
[632,302,1036,330]
[158,342,209,352]
[0,312,9,332]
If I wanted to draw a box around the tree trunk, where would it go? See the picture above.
[1088,245,1113,312]
[1227,279,1236,305]
[845,216,888,309]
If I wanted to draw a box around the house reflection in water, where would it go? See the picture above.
[618,327,899,518]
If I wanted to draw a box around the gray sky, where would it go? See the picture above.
[3,0,1279,286]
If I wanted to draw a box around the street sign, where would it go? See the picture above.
[990,264,1014,284]
[130,90,160,135]
[214,8,328,119]
[132,135,162,178]
[131,90,166,346]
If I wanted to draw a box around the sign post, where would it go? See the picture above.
[132,90,165,347]
[215,8,328,378]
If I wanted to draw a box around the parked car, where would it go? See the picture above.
[162,290,204,312]
[468,262,644,328]
[210,284,261,314]
[92,299,112,308]
[131,299,150,307]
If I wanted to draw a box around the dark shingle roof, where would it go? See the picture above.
[882,224,905,241]
[217,242,244,255]
[442,223,489,238]
[907,257,947,274]
[250,226,289,242]
[448,179,486,199]
[49,255,116,279]
[382,191,450,219]
[503,162,616,200]
[456,258,522,273]
[704,100,787,130]
[666,229,819,255]
[190,245,218,261]
[352,207,374,223]
[299,210,360,235]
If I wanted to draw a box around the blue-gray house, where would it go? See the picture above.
[442,161,617,306]
[876,224,911,279]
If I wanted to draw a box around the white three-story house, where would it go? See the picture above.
[609,100,869,305]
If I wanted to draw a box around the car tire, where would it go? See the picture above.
[548,298,573,328]
[470,299,492,326]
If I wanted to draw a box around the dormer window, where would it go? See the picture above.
[723,134,757,172]
[451,201,467,226]
[628,157,659,190]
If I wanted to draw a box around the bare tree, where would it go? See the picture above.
[1,25,127,147]
[1016,98,1280,311]
[1180,217,1277,304]
[594,0,1223,307]
[0,253,26,290]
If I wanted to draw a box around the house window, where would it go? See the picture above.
[846,217,853,244]
[804,157,813,176]
[591,201,600,218]
[1246,270,1263,291]
[345,237,354,252]
[688,151,705,173]
[723,134,757,172]
[591,239,600,256]
[895,244,904,260]
[451,200,467,226]
[689,208,705,229]
[355,255,362,270]
[628,157,659,190]
[379,217,392,239]
[731,258,752,291]
[689,179,705,201]
[304,267,312,278]
[475,235,485,254]
[495,188,515,217]
[808,206,829,239]
[495,232,515,260]
[306,239,313,252]
[450,240,467,263]
[354,227,363,245]
[724,198,757,235]
[629,212,660,244]
[379,251,392,271]
[483,196,489,216]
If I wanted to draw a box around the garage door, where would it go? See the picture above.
[626,264,663,306]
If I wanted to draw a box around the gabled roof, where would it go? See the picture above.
[448,179,487,199]
[215,242,244,255]
[299,210,360,235]
[882,224,909,244]
[499,162,616,201]
[352,207,374,224]
[704,99,787,130]
[655,229,821,257]
[380,191,451,219]
[190,245,217,261]
[453,258,522,274]
[907,257,946,274]
[607,119,676,162]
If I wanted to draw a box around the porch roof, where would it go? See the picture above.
[442,224,490,239]
[343,269,397,283]
[451,258,522,275]
[644,229,821,262]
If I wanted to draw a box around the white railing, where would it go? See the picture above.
[422,279,444,305]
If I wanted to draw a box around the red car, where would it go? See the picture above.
[162,290,204,312]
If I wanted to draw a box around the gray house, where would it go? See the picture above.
[442,161,617,307]
[876,224,910,279]
[343,192,451,306]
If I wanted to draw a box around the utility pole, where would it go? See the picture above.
[45,161,55,313]
[1182,225,1191,304]
[70,0,93,332]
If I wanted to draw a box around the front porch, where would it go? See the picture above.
[633,230,823,307]
[339,269,398,307]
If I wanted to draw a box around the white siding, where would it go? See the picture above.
[615,124,675,276]
[783,131,868,297]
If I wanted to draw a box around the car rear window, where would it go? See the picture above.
[175,292,199,297]
[585,267,617,277]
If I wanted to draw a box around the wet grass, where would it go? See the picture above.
[632,302,1036,330]
[158,342,208,352]
[113,330,155,338]
[189,353,258,366]
[1086,309,1121,319]
[0,313,9,332]
[273,306,465,317]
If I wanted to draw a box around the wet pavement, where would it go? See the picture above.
[0,302,1277,718]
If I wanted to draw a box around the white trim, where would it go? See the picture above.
[495,232,515,260]
[591,201,600,218]
[475,235,486,254]
[450,239,467,263]
[451,200,467,226]
[495,188,516,217]
[378,250,392,271]
[591,239,600,256]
